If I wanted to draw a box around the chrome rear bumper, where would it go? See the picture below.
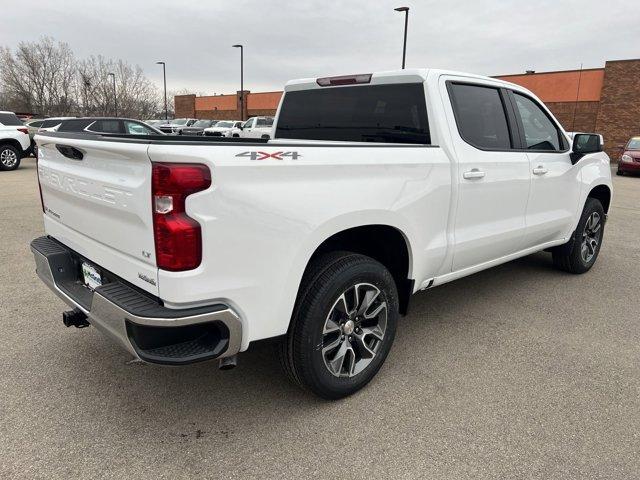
[31,236,242,365]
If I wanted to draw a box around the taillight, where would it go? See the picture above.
[17,127,29,135]
[151,163,211,271]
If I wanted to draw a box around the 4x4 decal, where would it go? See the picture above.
[235,151,301,161]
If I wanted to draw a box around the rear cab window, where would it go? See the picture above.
[276,83,430,144]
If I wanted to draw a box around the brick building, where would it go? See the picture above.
[175,90,282,121]
[176,58,640,159]
[497,59,640,158]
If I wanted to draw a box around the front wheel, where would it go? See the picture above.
[552,197,605,274]
[280,252,398,399]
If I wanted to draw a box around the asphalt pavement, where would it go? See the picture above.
[1,159,638,479]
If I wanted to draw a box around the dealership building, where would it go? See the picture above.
[175,58,640,159]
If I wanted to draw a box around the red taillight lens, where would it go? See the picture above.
[152,163,211,271]
[17,127,29,134]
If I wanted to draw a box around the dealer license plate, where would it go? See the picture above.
[81,262,102,290]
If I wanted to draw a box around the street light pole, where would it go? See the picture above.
[108,72,118,116]
[232,44,244,121]
[394,7,409,69]
[156,61,168,120]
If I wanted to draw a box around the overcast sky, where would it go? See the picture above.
[2,0,639,96]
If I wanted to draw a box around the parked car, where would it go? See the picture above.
[37,117,75,133]
[158,118,197,134]
[144,120,167,128]
[23,117,74,157]
[56,118,163,135]
[203,120,243,137]
[616,136,640,176]
[32,68,612,399]
[179,119,218,136]
[231,116,274,139]
[0,111,30,170]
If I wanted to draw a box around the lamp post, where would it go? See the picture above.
[156,61,168,120]
[394,7,409,69]
[107,72,118,116]
[232,44,244,121]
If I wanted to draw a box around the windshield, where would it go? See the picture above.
[193,120,210,127]
[627,138,640,150]
[171,119,188,125]
[216,121,234,128]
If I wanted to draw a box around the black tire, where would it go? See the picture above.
[616,169,623,176]
[0,144,21,171]
[552,197,605,274]
[280,252,399,399]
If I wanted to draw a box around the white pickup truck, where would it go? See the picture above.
[31,69,612,399]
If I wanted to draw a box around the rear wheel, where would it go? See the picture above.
[0,144,21,171]
[280,252,398,399]
[552,198,605,274]
[616,169,624,176]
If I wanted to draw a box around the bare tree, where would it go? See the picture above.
[0,36,163,119]
[0,37,75,116]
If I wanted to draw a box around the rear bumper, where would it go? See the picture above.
[30,236,242,365]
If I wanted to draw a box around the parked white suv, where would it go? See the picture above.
[31,69,612,398]
[0,111,30,170]
[231,116,274,139]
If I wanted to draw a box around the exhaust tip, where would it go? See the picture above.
[218,355,237,370]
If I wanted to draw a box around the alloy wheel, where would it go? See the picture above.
[0,148,18,168]
[322,283,387,377]
[581,211,602,263]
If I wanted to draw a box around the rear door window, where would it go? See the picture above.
[0,113,23,126]
[41,119,62,128]
[448,83,512,150]
[276,83,430,144]
[256,117,273,127]
[87,120,123,134]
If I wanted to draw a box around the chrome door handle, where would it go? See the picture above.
[533,166,548,175]
[463,169,485,180]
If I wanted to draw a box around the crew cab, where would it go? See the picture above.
[0,111,30,170]
[31,69,612,399]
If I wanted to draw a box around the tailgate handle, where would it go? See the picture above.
[56,145,84,161]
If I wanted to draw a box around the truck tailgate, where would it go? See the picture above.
[36,135,158,295]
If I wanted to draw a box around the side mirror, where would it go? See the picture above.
[570,133,603,165]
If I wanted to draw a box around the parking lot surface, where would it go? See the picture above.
[1,159,639,479]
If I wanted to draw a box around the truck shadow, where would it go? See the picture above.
[61,251,568,426]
